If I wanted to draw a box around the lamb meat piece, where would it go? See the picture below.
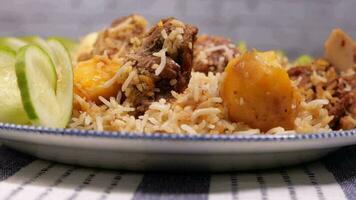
[287,66,313,86]
[326,77,351,127]
[91,14,147,58]
[338,76,356,129]
[178,23,199,91]
[140,18,186,55]
[336,92,356,130]
[288,62,356,130]
[193,35,239,74]
[325,75,356,129]
[125,54,187,114]
[122,18,198,114]
[134,55,181,92]
[137,18,198,92]
[133,18,198,93]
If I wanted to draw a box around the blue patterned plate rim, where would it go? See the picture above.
[0,123,355,142]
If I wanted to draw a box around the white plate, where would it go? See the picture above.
[0,123,355,171]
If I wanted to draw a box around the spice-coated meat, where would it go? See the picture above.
[193,35,238,74]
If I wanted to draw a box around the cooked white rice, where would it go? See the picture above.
[70,71,332,134]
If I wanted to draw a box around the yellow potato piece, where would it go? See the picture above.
[220,51,299,132]
[74,56,122,102]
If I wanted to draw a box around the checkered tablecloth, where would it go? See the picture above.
[1,0,356,199]
[1,145,356,200]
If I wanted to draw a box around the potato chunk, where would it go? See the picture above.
[74,56,123,102]
[220,51,299,132]
[324,29,354,72]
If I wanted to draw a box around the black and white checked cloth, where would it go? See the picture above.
[1,0,356,199]
[0,145,356,200]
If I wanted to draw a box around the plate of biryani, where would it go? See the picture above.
[0,14,355,171]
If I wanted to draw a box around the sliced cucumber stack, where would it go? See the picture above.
[0,37,28,52]
[0,36,74,128]
[15,40,73,128]
[0,48,30,124]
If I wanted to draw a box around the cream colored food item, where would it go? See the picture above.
[324,29,354,72]
[75,32,98,62]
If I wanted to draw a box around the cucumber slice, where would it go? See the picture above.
[16,45,60,126]
[27,37,60,85]
[22,36,59,90]
[0,48,30,124]
[47,39,74,126]
[4,36,58,92]
[15,42,73,128]
[20,35,39,43]
[18,36,54,54]
[47,36,78,53]
[0,36,57,88]
[25,36,55,58]
[0,37,28,52]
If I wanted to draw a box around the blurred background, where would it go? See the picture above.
[0,0,355,58]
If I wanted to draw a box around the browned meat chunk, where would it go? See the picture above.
[193,35,239,74]
[325,76,355,128]
[122,18,198,114]
[132,55,182,93]
[287,66,313,86]
[121,55,184,113]
[288,60,356,130]
[337,76,356,129]
[90,14,147,59]
[135,18,198,92]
